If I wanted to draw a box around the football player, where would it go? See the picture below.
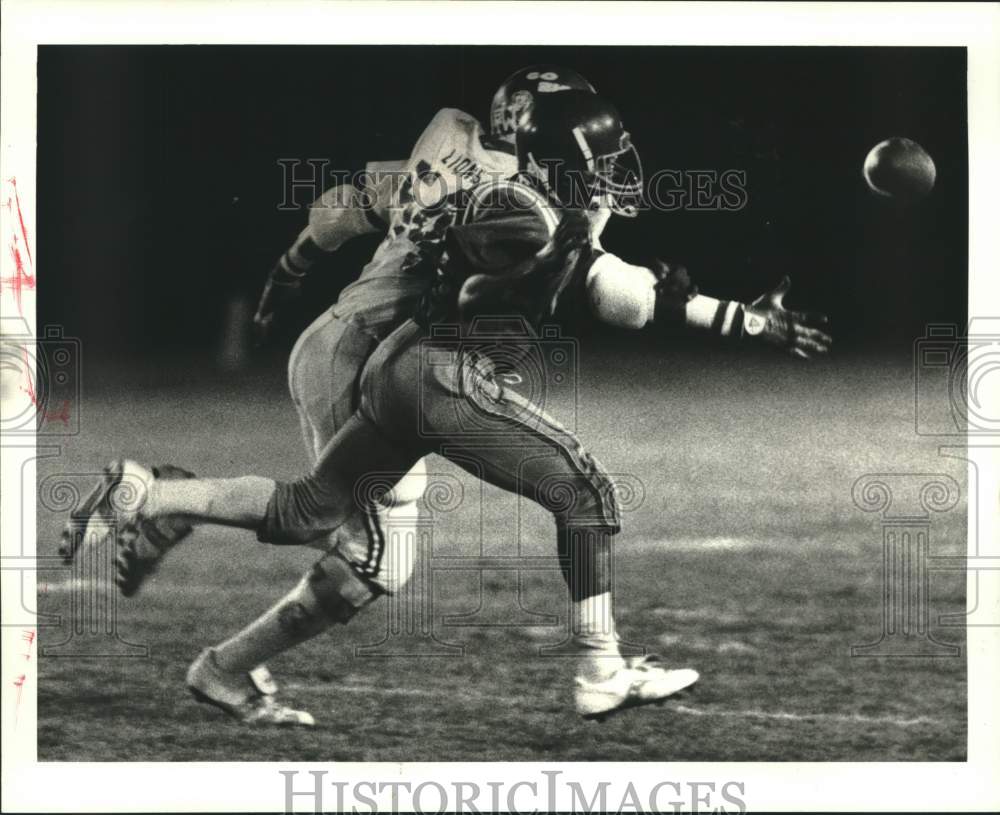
[65,90,831,725]
[65,66,605,724]
[100,65,597,600]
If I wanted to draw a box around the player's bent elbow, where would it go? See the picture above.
[585,254,657,330]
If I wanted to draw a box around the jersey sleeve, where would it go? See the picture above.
[408,108,476,167]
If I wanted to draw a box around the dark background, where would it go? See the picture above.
[37,46,967,358]
[36,47,970,763]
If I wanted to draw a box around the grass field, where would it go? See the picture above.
[35,345,968,761]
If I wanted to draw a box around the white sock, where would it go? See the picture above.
[145,478,163,516]
[573,592,625,681]
[146,476,274,526]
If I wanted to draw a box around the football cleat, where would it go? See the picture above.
[115,464,197,597]
[575,655,699,722]
[59,459,154,564]
[186,648,315,727]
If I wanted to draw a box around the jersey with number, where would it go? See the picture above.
[332,108,518,337]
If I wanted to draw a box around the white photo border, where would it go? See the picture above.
[2,1,998,812]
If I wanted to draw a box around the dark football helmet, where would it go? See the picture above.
[516,90,643,218]
[490,65,596,144]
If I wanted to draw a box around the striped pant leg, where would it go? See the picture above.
[443,381,621,532]
[365,327,620,532]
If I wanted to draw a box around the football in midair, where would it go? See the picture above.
[863,137,936,201]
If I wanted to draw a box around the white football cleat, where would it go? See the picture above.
[575,655,699,722]
[59,460,197,596]
[115,464,196,597]
[186,648,315,727]
[59,459,154,563]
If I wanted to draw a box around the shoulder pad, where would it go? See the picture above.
[420,107,478,140]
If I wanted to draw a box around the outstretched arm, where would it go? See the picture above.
[663,269,831,358]
[587,255,832,358]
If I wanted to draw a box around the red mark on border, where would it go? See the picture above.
[22,629,37,659]
[18,345,73,424]
[12,673,27,723]
[9,179,33,267]
[19,345,38,406]
[12,629,37,724]
[2,177,36,315]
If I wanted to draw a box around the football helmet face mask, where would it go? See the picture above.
[490,65,596,145]
[517,90,643,218]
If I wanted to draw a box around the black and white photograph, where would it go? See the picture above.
[1,2,998,813]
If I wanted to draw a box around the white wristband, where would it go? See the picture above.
[684,295,745,337]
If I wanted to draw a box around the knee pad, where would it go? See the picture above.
[308,550,383,624]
